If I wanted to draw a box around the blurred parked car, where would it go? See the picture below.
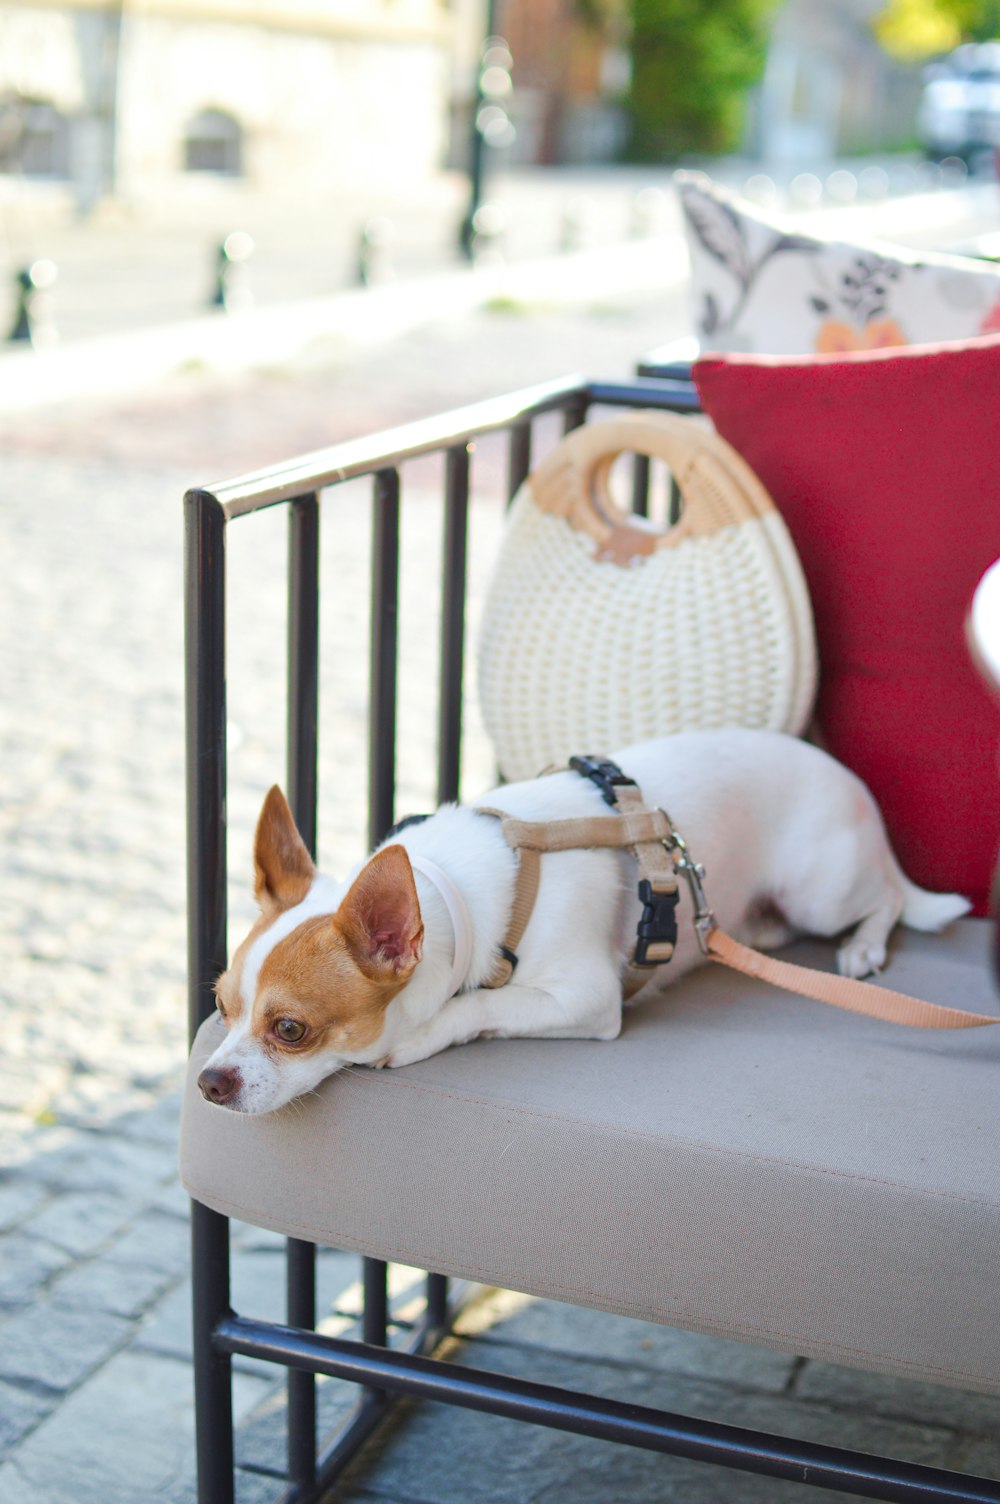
[918,41,1000,167]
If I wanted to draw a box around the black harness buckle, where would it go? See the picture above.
[634,878,680,966]
[568,754,636,807]
[570,754,678,970]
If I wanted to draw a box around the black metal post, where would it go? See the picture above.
[369,468,400,849]
[360,1253,390,1431]
[362,1258,389,1347]
[438,444,471,805]
[507,419,532,503]
[429,443,473,1333]
[190,1205,235,1504]
[459,0,499,259]
[210,233,254,312]
[425,1273,450,1331]
[632,456,651,518]
[184,489,228,1040]
[286,492,321,1491]
[364,467,400,1414]
[563,392,590,435]
[287,493,320,846]
[184,486,235,1504]
[7,260,58,346]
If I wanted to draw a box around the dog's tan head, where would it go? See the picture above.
[198,786,423,1113]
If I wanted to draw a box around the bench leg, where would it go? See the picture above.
[287,1238,317,1490]
[191,1200,235,1504]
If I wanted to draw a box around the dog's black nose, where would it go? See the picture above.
[198,1066,241,1105]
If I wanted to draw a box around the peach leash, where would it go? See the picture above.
[705,927,999,1031]
[664,822,998,1031]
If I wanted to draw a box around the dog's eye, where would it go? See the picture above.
[275,1018,306,1044]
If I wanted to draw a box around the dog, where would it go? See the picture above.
[198,730,970,1114]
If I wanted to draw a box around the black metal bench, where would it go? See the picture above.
[182,369,1000,1504]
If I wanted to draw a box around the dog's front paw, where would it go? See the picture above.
[836,940,886,980]
[383,1046,421,1069]
[383,1029,443,1069]
[385,1018,484,1068]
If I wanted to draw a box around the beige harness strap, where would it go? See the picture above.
[707,927,999,1030]
[475,807,539,987]
[613,786,680,994]
[493,807,673,852]
[476,800,678,989]
[497,845,540,983]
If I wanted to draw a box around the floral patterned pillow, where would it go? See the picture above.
[677,171,1000,354]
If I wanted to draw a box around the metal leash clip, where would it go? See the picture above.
[661,819,717,956]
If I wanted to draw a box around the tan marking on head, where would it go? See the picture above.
[250,919,397,1054]
[254,785,315,916]
[247,844,424,1058]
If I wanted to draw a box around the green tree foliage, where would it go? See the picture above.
[625,0,778,159]
[930,0,1000,40]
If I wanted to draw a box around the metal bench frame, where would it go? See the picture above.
[184,372,1000,1504]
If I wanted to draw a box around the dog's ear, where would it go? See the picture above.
[254,786,316,914]
[336,845,424,982]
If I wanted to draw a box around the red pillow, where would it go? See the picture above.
[694,335,1000,914]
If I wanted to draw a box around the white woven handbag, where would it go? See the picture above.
[477,410,818,782]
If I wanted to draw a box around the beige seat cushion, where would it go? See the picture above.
[180,919,1000,1394]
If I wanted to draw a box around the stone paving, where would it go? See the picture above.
[1,190,999,1503]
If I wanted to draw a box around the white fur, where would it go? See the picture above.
[204,730,970,1111]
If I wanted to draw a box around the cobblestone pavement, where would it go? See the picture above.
[1,196,999,1503]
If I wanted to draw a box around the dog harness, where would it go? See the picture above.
[476,756,685,999]
[472,756,999,1031]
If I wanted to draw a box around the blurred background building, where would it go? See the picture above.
[0,0,993,226]
[490,0,926,167]
[752,0,925,163]
[0,0,458,216]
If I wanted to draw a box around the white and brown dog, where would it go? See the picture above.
[199,730,969,1114]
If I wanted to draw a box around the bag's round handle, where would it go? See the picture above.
[529,410,776,565]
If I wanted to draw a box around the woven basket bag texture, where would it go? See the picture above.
[477,411,818,782]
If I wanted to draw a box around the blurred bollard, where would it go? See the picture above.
[743,174,778,207]
[467,202,506,266]
[858,165,890,200]
[459,26,515,261]
[629,187,666,238]
[825,169,857,205]
[789,173,822,208]
[211,231,254,311]
[7,260,58,348]
[559,196,595,253]
[357,216,396,286]
[939,155,968,187]
[889,160,921,195]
